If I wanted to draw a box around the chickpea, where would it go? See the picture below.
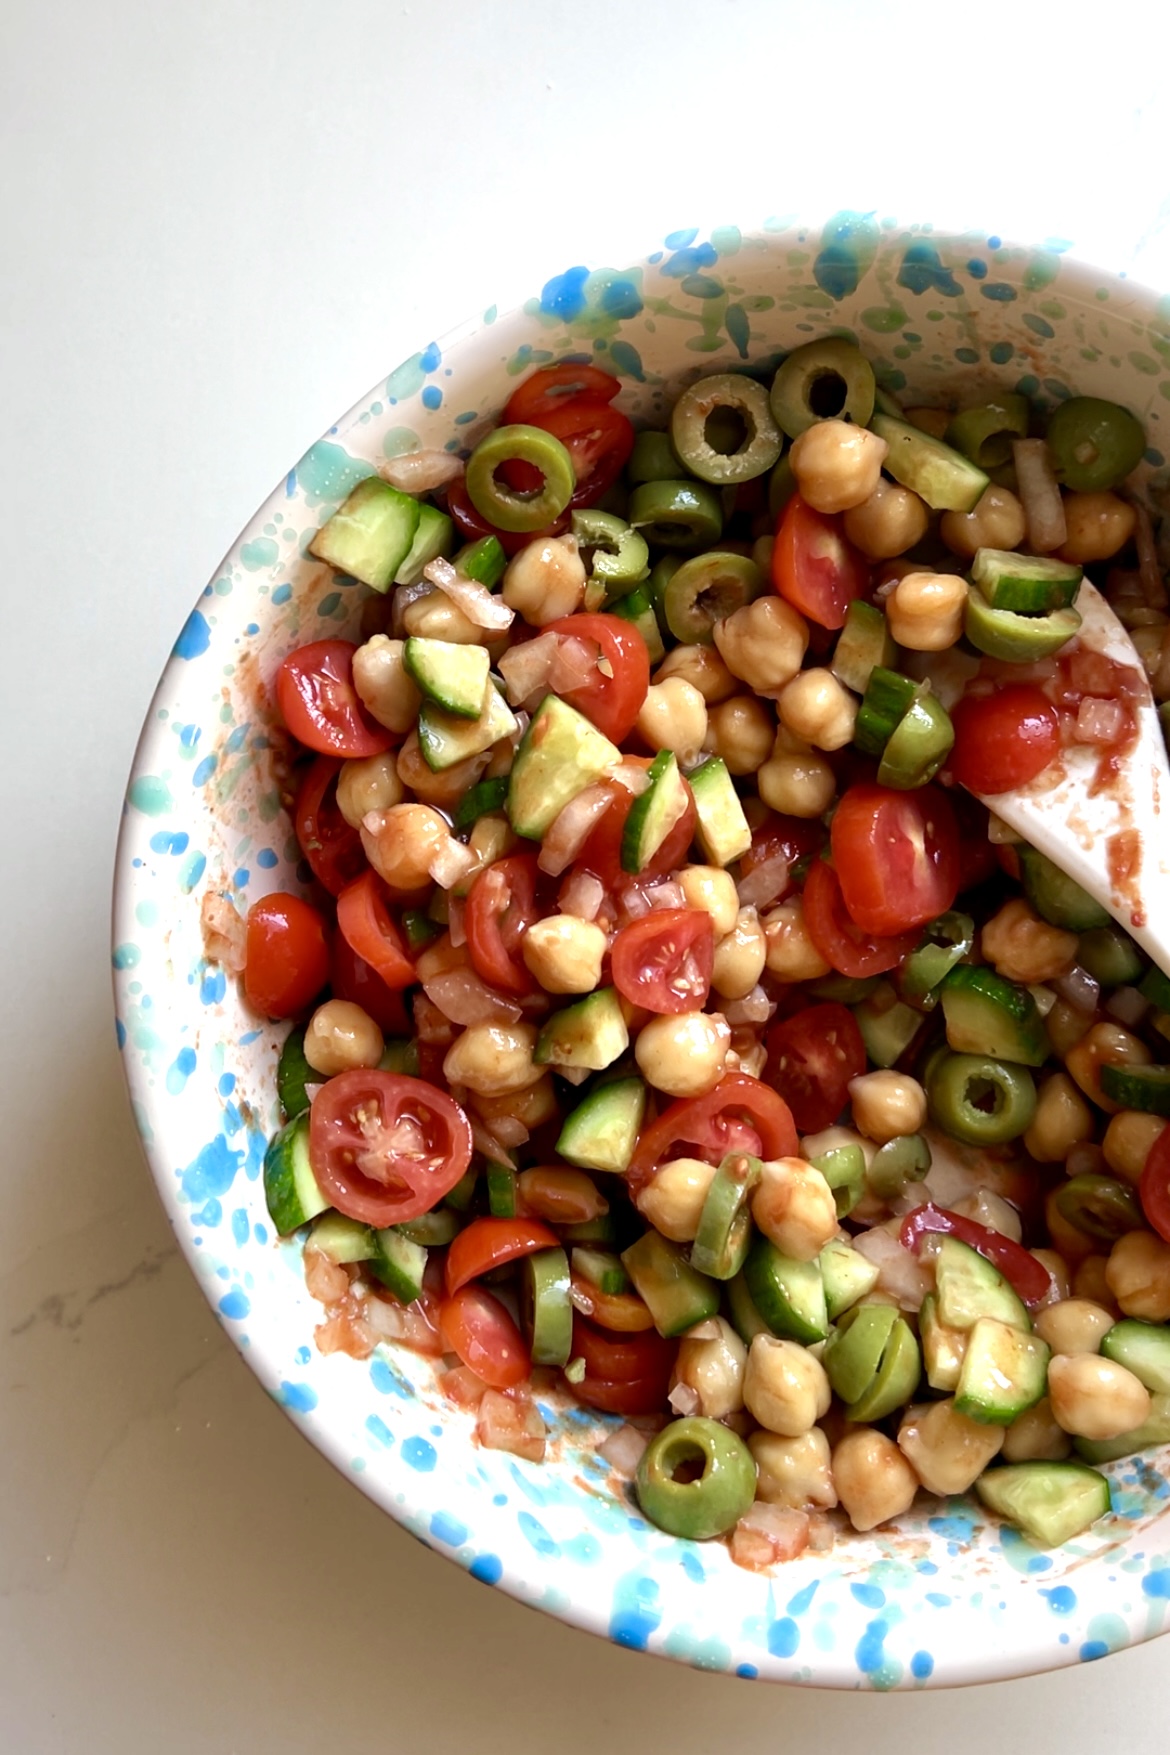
[981,897,1078,986]
[635,1010,730,1098]
[396,730,489,809]
[654,643,737,704]
[744,1334,832,1436]
[1035,1298,1115,1356]
[1024,1071,1095,1163]
[788,419,888,514]
[516,1167,608,1225]
[1065,1021,1152,1114]
[749,1428,837,1510]
[1103,1110,1168,1186]
[401,591,486,645]
[712,907,768,1000]
[713,595,809,696]
[636,677,707,762]
[940,484,1027,558]
[842,479,929,560]
[757,731,836,818]
[502,534,586,626]
[521,914,606,994]
[636,1156,717,1242]
[897,1400,1005,1496]
[303,999,384,1075]
[833,1429,920,1532]
[1072,1256,1118,1311]
[905,406,952,440]
[677,865,739,938]
[1057,491,1137,564]
[361,801,451,890]
[351,635,421,733]
[671,1317,747,1419]
[461,813,517,887]
[473,1073,558,1134]
[442,1022,543,1097]
[335,751,405,829]
[776,667,858,751]
[1106,1229,1170,1321]
[1001,1396,1072,1463]
[1047,1353,1151,1440]
[885,571,968,650]
[848,1071,928,1146]
[763,898,832,983]
[1030,1249,1072,1304]
[751,1157,838,1261]
[703,695,775,775]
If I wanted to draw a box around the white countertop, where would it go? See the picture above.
[6,2,1170,1746]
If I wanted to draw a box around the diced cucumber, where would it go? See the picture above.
[1139,964,1170,1013]
[486,1161,519,1217]
[308,476,421,591]
[556,1076,647,1174]
[1019,845,1110,931]
[507,696,621,840]
[453,776,510,831]
[964,590,1082,663]
[1098,1061,1170,1116]
[831,598,896,695]
[954,1316,1049,1425]
[919,1292,968,1392]
[521,1247,572,1367]
[559,1211,621,1245]
[870,413,990,512]
[1074,1393,1170,1463]
[571,1247,631,1296]
[1100,1320,1170,1394]
[621,750,690,875]
[621,1231,720,1337]
[725,1270,773,1344]
[535,987,629,1072]
[379,1038,421,1076]
[310,1212,377,1264]
[940,964,1047,1068]
[397,1207,461,1246]
[395,502,455,586]
[444,1167,478,1211]
[976,1461,1112,1547]
[417,680,517,772]
[689,756,750,867]
[854,666,918,757]
[369,1227,428,1303]
[691,1153,761,1280]
[455,535,507,589]
[854,981,923,1069]
[818,1237,879,1320]
[1077,926,1144,988]
[867,1132,931,1200]
[934,1235,1031,1333]
[844,1314,920,1422]
[404,636,490,718]
[969,547,1082,615]
[743,1236,829,1344]
[263,1114,329,1235]
[277,1027,317,1121]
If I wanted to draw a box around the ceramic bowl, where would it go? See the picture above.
[113,215,1170,1689]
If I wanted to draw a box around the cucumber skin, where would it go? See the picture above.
[263,1113,329,1235]
[976,1461,1112,1548]
[556,1077,647,1175]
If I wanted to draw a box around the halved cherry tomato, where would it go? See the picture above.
[293,756,367,896]
[503,363,621,426]
[577,772,697,890]
[276,640,393,758]
[464,854,540,996]
[829,783,961,937]
[627,1074,798,1189]
[610,909,714,1014]
[1139,1125,1170,1243]
[950,684,1061,796]
[736,812,826,907]
[765,1003,867,1134]
[802,859,919,980]
[439,1285,530,1389]
[329,934,412,1036]
[502,399,636,509]
[309,1069,473,1226]
[573,1372,673,1416]
[445,1217,560,1295]
[543,613,650,744]
[335,869,414,990]
[772,495,870,630]
[951,790,999,892]
[900,1204,1054,1308]
[571,1315,676,1381]
[568,1276,656,1332]
[446,476,569,556]
[243,893,331,1018]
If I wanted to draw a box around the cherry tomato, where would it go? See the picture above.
[772,495,871,630]
[446,476,569,557]
[503,363,621,426]
[802,859,919,980]
[242,894,331,1018]
[627,1074,798,1189]
[570,1315,676,1382]
[950,685,1061,795]
[900,1204,1054,1308]
[950,790,999,892]
[830,783,961,936]
[1139,1125,1170,1243]
[439,1285,530,1389]
[293,757,367,896]
[276,640,393,758]
[610,909,714,1015]
[534,399,636,508]
[543,613,650,744]
[309,1070,473,1227]
[568,1276,656,1332]
[764,1003,867,1134]
[445,1217,560,1295]
[577,771,697,890]
[572,1372,672,1416]
[464,854,540,996]
[737,812,826,907]
[335,869,414,989]
[329,934,412,1036]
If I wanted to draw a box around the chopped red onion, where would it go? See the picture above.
[1073,695,1126,746]
[1105,984,1150,1027]
[380,449,465,493]
[1066,1141,1107,1179]
[427,836,477,889]
[667,1382,702,1416]
[422,968,522,1027]
[1051,964,1101,1012]
[1013,438,1067,553]
[487,1115,530,1149]
[730,1503,811,1570]
[200,890,247,972]
[470,1118,518,1166]
[646,880,686,910]
[304,1081,324,1105]
[681,1318,723,1341]
[609,759,652,796]
[736,855,790,910]
[448,895,467,949]
[723,984,775,1026]
[549,632,600,694]
[425,557,515,631]
[852,1225,932,1311]
[559,869,605,921]
[597,1424,649,1474]
[364,1289,445,1355]
[499,631,559,705]
[389,576,434,637]
[539,783,615,876]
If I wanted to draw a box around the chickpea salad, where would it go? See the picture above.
[217,345,1170,1566]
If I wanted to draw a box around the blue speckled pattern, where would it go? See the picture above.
[113,216,1170,1688]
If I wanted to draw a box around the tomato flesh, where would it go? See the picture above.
[577,774,697,890]
[293,757,367,896]
[626,1075,798,1188]
[765,1003,867,1134]
[503,364,621,426]
[329,934,412,1036]
[440,1286,530,1389]
[802,860,919,980]
[610,909,713,1015]
[829,783,961,937]
[445,1217,560,1295]
[543,613,650,744]
[243,894,331,1018]
[464,854,540,996]
[772,495,870,630]
[950,685,1061,795]
[335,869,414,990]
[309,1070,473,1227]
[1139,1126,1170,1243]
[276,640,393,758]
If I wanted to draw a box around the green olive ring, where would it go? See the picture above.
[769,336,876,439]
[464,423,576,533]
[669,372,782,485]
[634,1416,757,1540]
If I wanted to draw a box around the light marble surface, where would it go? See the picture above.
[6,1,1170,1746]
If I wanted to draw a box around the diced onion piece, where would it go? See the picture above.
[609,759,653,796]
[723,984,775,1026]
[422,968,523,1027]
[987,812,1024,846]
[304,1245,351,1305]
[1132,501,1167,609]
[363,1288,445,1356]
[314,1309,376,1358]
[645,880,686,910]
[304,1080,325,1105]
[441,1365,490,1408]
[731,1503,811,1571]
[1073,695,1126,746]
[1012,438,1067,554]
[476,1388,546,1462]
[448,895,467,949]
[424,557,515,631]
[471,1118,519,1166]
[559,869,605,921]
[549,633,600,694]
[390,576,434,637]
[428,835,478,889]
[499,630,560,705]
[852,1224,932,1311]
[668,1382,702,1416]
[1051,963,1101,1011]
[539,783,616,876]
[736,855,790,910]
[1106,984,1149,1026]
[597,1423,649,1474]
[380,449,465,493]
[201,891,247,972]
[1067,1141,1107,1179]
[488,1115,530,1149]
[681,1318,723,1341]
[1027,984,1057,1018]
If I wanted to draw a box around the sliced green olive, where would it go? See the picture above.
[867,1133,932,1201]
[845,1315,921,1423]
[1052,1174,1145,1244]
[635,1416,757,1540]
[899,912,976,1004]
[627,429,687,484]
[690,1152,761,1280]
[964,588,1082,662]
[807,1143,867,1218]
[464,423,576,532]
[521,1246,573,1367]
[945,394,1030,470]
[570,508,650,596]
[769,337,876,439]
[927,1052,1037,1145]
[1045,396,1146,492]
[767,453,798,519]
[670,373,782,485]
[823,1303,899,1404]
[662,551,763,644]
[628,478,724,550]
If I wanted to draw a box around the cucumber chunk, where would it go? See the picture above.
[870,412,990,512]
[521,1247,572,1367]
[940,964,1047,1068]
[831,598,896,695]
[818,1236,880,1320]
[689,756,750,867]
[976,1461,1112,1547]
[417,680,517,771]
[310,1212,377,1263]
[395,502,455,586]
[1019,846,1110,932]
[453,776,510,831]
[954,1316,1049,1425]
[570,1247,631,1296]
[264,1113,329,1234]
[369,1227,427,1303]
[404,637,490,719]
[969,547,1082,614]
[609,583,666,663]
[308,476,421,591]
[621,1231,720,1337]
[934,1235,1031,1333]
[854,981,923,1069]
[1074,1392,1170,1463]
[920,1292,968,1392]
[397,1207,461,1246]
[1100,1320,1170,1394]
[743,1235,829,1343]
[556,1076,647,1175]
[725,1270,773,1344]
[507,696,621,840]
[535,987,629,1072]
[621,750,690,875]
[486,1161,519,1217]
[277,1027,318,1121]
[1098,1062,1170,1116]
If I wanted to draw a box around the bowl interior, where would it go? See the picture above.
[113,215,1170,1688]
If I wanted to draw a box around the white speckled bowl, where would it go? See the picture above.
[113,216,1170,1688]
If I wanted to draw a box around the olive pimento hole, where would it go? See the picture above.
[807,370,848,418]
[704,405,749,456]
